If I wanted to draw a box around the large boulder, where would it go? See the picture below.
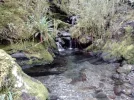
[0,49,48,100]
[117,64,133,74]
[3,42,54,69]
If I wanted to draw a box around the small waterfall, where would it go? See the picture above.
[70,16,79,25]
[56,31,74,52]
[56,42,65,52]
[69,37,72,50]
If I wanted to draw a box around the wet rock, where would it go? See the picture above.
[79,86,97,91]
[99,82,105,88]
[127,72,134,85]
[117,64,132,74]
[108,94,116,99]
[49,95,61,100]
[95,89,103,93]
[112,73,120,79]
[114,79,124,85]
[79,71,87,82]
[101,52,120,63]
[100,78,106,82]
[128,0,134,7]
[85,98,97,100]
[131,88,134,97]
[122,88,132,96]
[121,60,128,65]
[95,91,107,98]
[119,73,128,83]
[115,73,129,85]
[121,84,132,96]
[112,63,120,68]
[91,51,102,57]
[131,65,134,71]
[120,94,131,100]
[123,83,132,89]
[58,31,71,37]
[11,52,28,60]
[114,85,122,96]
[11,49,54,70]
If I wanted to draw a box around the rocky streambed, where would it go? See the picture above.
[23,51,134,100]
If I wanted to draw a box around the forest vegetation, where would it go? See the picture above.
[0,0,134,99]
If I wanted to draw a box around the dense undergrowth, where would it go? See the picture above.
[1,0,134,99]
[1,0,134,64]
[52,0,120,40]
[52,0,134,64]
[0,0,134,63]
[0,0,56,63]
[0,0,49,41]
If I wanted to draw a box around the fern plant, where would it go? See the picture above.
[33,16,56,47]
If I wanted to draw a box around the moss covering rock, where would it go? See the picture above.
[0,49,49,100]
[1,42,54,68]
[103,39,134,64]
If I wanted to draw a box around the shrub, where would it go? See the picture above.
[33,16,55,47]
[69,0,121,42]
[103,36,134,64]
[0,0,50,43]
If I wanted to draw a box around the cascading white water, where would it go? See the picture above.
[56,31,73,51]
[69,37,73,50]
[56,42,65,52]
[70,15,79,25]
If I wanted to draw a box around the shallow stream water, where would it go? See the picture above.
[24,50,130,100]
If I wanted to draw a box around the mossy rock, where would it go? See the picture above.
[0,49,49,100]
[103,39,134,64]
[0,41,54,67]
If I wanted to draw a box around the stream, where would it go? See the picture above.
[23,50,131,100]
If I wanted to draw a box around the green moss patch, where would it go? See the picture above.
[0,49,49,100]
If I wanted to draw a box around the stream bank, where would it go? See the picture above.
[1,1,134,100]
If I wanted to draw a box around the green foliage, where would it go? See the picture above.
[0,49,49,100]
[86,39,104,51]
[0,0,30,40]
[33,16,56,46]
[0,0,55,64]
[2,41,54,63]
[0,69,15,100]
[25,43,54,62]
[0,0,50,43]
[52,0,118,39]
[2,41,34,53]
[103,36,134,64]
[124,25,134,34]
[68,0,120,42]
